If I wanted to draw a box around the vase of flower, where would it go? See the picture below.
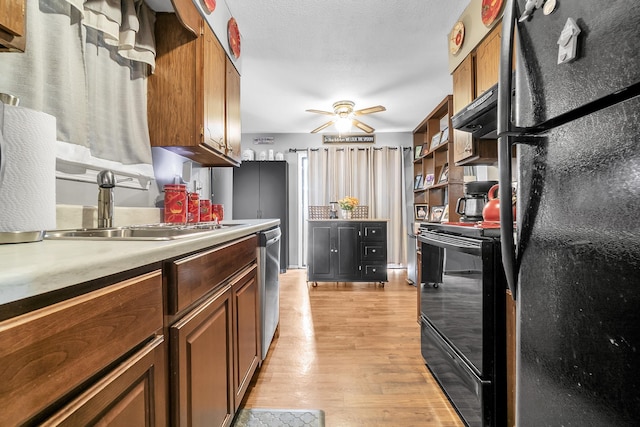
[338,196,359,220]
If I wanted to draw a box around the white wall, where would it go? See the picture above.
[56,148,212,209]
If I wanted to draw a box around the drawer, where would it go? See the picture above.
[420,317,493,427]
[361,242,386,261]
[42,335,167,426]
[167,235,258,314]
[361,222,386,241]
[0,270,163,426]
[362,264,387,281]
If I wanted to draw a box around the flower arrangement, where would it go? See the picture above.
[338,196,359,211]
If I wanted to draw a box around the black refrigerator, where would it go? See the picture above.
[497,1,640,425]
[233,160,288,272]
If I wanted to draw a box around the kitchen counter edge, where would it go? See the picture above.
[0,219,279,307]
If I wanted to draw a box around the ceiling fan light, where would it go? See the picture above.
[335,116,352,134]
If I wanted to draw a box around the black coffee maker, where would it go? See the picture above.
[456,180,498,222]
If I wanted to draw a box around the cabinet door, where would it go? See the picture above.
[171,286,234,427]
[225,57,242,164]
[308,222,333,281]
[257,162,287,221]
[203,23,227,154]
[0,0,25,51]
[257,161,288,271]
[335,222,359,279]
[232,264,260,408]
[233,161,261,219]
[42,336,167,426]
[475,22,502,97]
[452,55,475,164]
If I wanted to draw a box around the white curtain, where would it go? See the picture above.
[308,146,407,265]
[0,0,155,165]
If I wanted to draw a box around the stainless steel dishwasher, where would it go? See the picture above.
[257,226,281,360]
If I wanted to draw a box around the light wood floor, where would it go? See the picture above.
[241,268,464,427]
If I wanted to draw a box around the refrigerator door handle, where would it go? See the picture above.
[498,0,518,298]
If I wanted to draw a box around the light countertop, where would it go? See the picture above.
[0,219,278,308]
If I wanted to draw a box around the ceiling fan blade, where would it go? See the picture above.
[354,105,386,116]
[352,119,374,134]
[311,121,335,133]
[306,109,335,116]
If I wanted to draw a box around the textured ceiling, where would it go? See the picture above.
[147,0,470,134]
[227,0,469,135]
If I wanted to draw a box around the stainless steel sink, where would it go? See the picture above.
[44,222,239,241]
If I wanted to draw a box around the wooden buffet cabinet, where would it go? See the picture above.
[0,235,260,427]
[149,12,241,167]
[413,95,464,224]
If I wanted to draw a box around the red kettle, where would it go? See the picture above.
[482,184,516,222]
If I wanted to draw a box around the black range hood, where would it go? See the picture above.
[451,82,499,139]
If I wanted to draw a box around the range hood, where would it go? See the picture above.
[451,82,499,139]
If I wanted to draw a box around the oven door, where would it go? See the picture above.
[418,230,504,427]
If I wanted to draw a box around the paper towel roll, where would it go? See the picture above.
[0,104,57,234]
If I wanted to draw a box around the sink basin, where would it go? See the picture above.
[44,222,237,241]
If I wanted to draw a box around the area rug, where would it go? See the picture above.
[232,408,325,427]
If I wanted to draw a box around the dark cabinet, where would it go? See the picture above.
[233,161,288,271]
[307,220,387,284]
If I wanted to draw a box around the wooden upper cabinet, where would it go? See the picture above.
[0,0,26,51]
[452,55,474,165]
[225,57,242,164]
[475,22,502,96]
[149,13,240,167]
[204,23,227,155]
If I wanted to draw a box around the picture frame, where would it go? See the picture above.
[430,132,442,150]
[429,205,445,223]
[439,127,449,144]
[414,145,423,159]
[424,173,435,188]
[414,204,429,220]
[441,205,449,223]
[422,143,429,156]
[414,174,423,190]
[438,164,449,184]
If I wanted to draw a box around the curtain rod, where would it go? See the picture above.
[288,146,411,153]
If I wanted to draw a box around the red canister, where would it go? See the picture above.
[187,192,200,223]
[164,184,187,224]
[200,199,212,222]
[211,204,224,221]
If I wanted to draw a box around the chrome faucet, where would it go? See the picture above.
[97,170,116,228]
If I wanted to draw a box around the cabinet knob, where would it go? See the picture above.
[372,268,377,272]
[372,249,376,253]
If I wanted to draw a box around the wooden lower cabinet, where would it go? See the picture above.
[0,270,164,426]
[231,264,260,409]
[0,236,260,427]
[170,263,260,427]
[171,284,235,427]
[43,336,167,426]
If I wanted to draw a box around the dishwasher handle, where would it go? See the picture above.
[258,226,281,246]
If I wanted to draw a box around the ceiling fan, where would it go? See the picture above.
[306,100,386,134]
